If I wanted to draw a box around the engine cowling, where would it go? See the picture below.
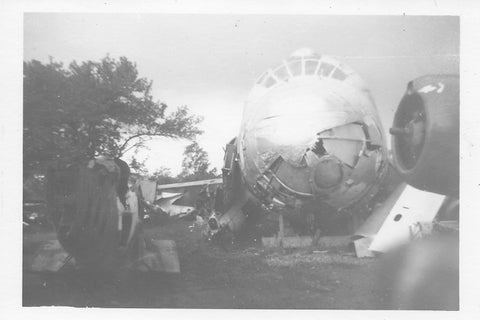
[390,75,459,197]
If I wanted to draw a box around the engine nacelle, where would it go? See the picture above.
[390,75,459,197]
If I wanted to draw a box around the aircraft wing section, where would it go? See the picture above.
[156,192,184,201]
[156,193,191,217]
[369,185,446,253]
[355,183,407,238]
[153,178,223,217]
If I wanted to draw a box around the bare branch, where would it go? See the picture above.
[117,131,177,157]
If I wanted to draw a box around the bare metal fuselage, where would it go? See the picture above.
[212,50,389,235]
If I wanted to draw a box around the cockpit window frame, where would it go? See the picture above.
[287,59,303,77]
[304,59,320,76]
[255,54,356,90]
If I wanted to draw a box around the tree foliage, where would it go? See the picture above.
[24,56,203,178]
[128,157,149,177]
[178,141,218,182]
[150,167,180,185]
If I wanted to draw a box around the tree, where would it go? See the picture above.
[178,141,218,182]
[150,167,179,185]
[128,157,148,177]
[23,56,203,179]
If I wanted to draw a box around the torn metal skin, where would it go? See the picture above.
[208,49,390,239]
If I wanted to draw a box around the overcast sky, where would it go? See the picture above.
[24,14,459,174]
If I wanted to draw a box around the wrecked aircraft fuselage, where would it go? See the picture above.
[210,49,389,236]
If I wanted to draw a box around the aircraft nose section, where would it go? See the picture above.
[259,113,318,143]
[250,90,354,166]
[313,156,343,188]
[254,116,319,165]
[239,54,388,211]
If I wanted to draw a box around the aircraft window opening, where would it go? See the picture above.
[315,123,368,167]
[283,61,294,78]
[288,60,303,76]
[393,214,402,222]
[312,137,327,156]
[318,62,335,78]
[332,68,347,81]
[273,64,290,82]
[305,60,320,75]
[263,74,277,88]
[328,67,337,78]
[256,72,268,85]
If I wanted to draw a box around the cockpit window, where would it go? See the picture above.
[316,123,366,167]
[288,60,303,76]
[256,72,268,85]
[263,74,277,88]
[318,62,335,77]
[332,68,347,81]
[255,53,355,90]
[273,64,290,82]
[305,60,319,75]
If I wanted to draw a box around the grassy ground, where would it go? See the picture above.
[23,217,387,309]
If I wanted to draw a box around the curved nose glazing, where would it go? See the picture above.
[241,82,384,208]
